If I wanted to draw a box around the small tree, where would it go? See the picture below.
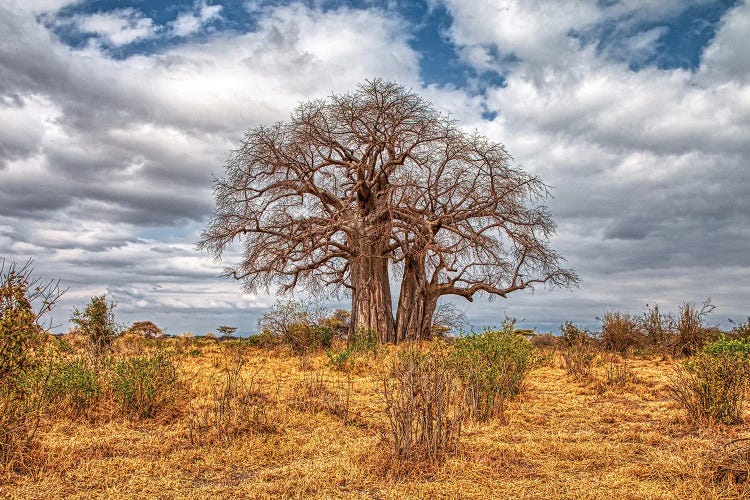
[0,259,65,471]
[258,300,332,353]
[71,295,119,356]
[431,302,468,338]
[320,309,351,339]
[126,320,163,338]
[217,325,238,338]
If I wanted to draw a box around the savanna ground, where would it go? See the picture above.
[3,334,749,500]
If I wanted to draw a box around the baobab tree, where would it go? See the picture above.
[391,131,578,341]
[200,79,577,342]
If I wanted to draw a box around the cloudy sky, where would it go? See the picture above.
[1,0,748,335]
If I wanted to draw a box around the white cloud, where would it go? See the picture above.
[699,1,750,84]
[603,26,668,64]
[67,8,157,47]
[444,0,601,68]
[10,0,80,15]
[171,1,223,37]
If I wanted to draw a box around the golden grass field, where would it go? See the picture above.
[3,336,750,500]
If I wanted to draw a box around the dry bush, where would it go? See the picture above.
[600,311,645,354]
[669,337,750,425]
[601,353,636,387]
[640,304,675,358]
[289,369,352,422]
[709,438,750,485]
[729,317,750,340]
[173,332,199,357]
[530,332,561,350]
[674,299,718,356]
[188,346,275,445]
[561,322,598,379]
[381,342,464,465]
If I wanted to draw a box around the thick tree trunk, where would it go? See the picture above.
[395,256,426,342]
[348,187,397,343]
[395,256,439,342]
[350,250,395,343]
[420,294,438,340]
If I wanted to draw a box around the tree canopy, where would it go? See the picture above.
[200,79,578,342]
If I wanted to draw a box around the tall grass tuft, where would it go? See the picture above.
[188,345,275,445]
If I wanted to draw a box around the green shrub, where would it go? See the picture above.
[670,337,750,425]
[452,322,535,421]
[326,327,379,372]
[348,327,379,355]
[326,348,353,371]
[45,359,100,417]
[71,295,120,357]
[110,354,179,419]
[703,336,750,356]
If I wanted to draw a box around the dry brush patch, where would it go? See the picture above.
[3,337,750,498]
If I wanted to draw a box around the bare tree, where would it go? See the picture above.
[431,301,469,337]
[201,80,577,343]
[391,131,578,341]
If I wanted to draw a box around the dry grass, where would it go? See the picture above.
[3,338,750,499]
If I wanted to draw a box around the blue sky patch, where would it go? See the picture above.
[47,0,738,88]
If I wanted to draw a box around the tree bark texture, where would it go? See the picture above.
[350,250,395,343]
